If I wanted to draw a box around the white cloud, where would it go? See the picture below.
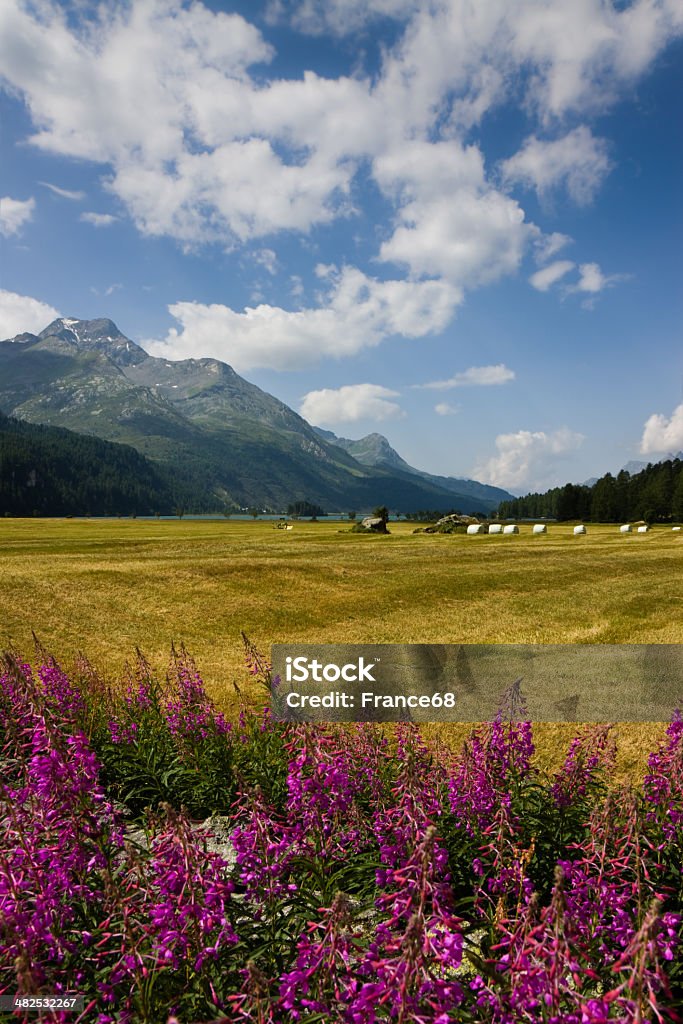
[507,0,683,122]
[533,231,572,265]
[529,259,625,301]
[374,141,531,287]
[1,0,680,368]
[0,196,35,237]
[300,383,404,425]
[39,181,85,200]
[640,403,683,455]
[252,248,279,275]
[144,266,461,371]
[2,0,678,257]
[418,364,516,391]
[267,0,417,35]
[572,261,622,294]
[566,262,629,307]
[529,259,575,291]
[80,212,117,227]
[501,127,611,204]
[0,289,59,339]
[474,427,584,491]
[90,283,122,297]
[435,402,459,416]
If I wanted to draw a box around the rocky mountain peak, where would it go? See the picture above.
[39,317,148,367]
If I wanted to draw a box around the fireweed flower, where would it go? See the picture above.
[551,724,616,809]
[146,805,238,971]
[283,724,370,859]
[0,677,125,991]
[355,826,465,1022]
[38,657,86,721]
[2,653,683,1022]
[278,892,366,1018]
[108,718,139,744]
[644,710,683,842]
[448,712,534,837]
[164,646,231,740]
[374,724,444,879]
[231,791,298,905]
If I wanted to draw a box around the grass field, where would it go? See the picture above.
[1,517,681,776]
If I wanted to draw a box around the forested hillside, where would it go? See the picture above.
[496,459,683,522]
[0,412,212,516]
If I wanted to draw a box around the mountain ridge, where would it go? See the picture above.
[314,427,513,506]
[0,317,509,512]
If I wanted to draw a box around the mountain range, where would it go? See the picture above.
[314,428,512,506]
[581,453,683,488]
[0,317,513,513]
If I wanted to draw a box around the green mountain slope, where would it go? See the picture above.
[0,317,505,512]
[0,411,209,516]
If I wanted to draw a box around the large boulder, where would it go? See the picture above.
[424,513,480,534]
[354,516,390,534]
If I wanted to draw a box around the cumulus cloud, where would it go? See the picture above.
[529,260,575,292]
[80,212,117,227]
[0,289,59,339]
[435,402,459,416]
[500,127,611,204]
[474,427,584,491]
[505,0,683,122]
[572,261,623,294]
[1,0,680,365]
[2,0,678,255]
[640,403,683,454]
[300,383,404,425]
[529,259,625,301]
[375,141,531,287]
[144,267,461,371]
[418,364,516,391]
[0,196,35,237]
[39,182,85,200]
[533,231,572,265]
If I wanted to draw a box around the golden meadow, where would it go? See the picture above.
[2,517,680,780]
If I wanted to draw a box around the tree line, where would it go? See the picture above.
[0,412,213,516]
[495,459,683,523]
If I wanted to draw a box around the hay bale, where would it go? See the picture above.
[573,525,587,535]
[620,524,632,533]
[637,525,649,533]
[466,524,484,535]
[503,524,519,535]
[532,524,547,535]
[488,523,503,534]
[673,526,681,532]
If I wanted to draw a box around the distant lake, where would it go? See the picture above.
[74,513,404,522]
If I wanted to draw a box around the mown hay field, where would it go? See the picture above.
[1,517,680,778]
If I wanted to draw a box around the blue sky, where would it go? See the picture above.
[1,0,682,494]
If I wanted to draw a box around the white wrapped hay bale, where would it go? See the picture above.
[466,523,484,535]
[637,525,649,533]
[674,526,682,532]
[532,524,547,535]
[620,524,632,533]
[573,525,587,535]
[503,524,519,535]
[488,524,503,534]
